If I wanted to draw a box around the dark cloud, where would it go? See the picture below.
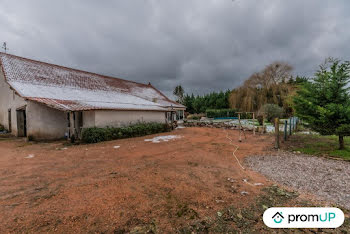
[1,0,349,97]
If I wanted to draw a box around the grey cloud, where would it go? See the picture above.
[1,0,350,98]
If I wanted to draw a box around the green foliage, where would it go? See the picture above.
[260,104,284,122]
[81,128,108,143]
[293,58,350,149]
[82,122,171,144]
[183,91,231,114]
[239,112,254,119]
[336,124,350,137]
[287,76,309,85]
[206,109,237,118]
[0,124,5,132]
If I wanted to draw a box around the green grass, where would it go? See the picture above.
[330,149,350,160]
[286,134,350,161]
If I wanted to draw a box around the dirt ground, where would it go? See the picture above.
[246,152,350,210]
[0,127,274,233]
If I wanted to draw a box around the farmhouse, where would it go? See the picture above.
[0,53,185,140]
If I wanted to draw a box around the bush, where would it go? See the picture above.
[206,109,237,118]
[0,124,5,132]
[187,113,206,120]
[260,104,284,123]
[239,112,254,119]
[81,122,171,144]
[257,115,264,126]
[81,128,107,143]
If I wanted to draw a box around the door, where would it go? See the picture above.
[16,109,27,137]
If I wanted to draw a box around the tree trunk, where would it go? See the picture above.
[339,135,345,150]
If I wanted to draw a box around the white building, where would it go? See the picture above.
[0,53,185,140]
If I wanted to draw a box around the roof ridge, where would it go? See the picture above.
[0,52,149,87]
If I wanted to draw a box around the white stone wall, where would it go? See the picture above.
[94,110,166,128]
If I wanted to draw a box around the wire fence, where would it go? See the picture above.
[274,117,300,149]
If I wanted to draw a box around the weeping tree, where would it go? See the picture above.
[294,58,350,149]
[173,85,185,104]
[229,62,295,114]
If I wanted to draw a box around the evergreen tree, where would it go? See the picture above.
[181,91,230,114]
[294,58,350,149]
[173,85,185,104]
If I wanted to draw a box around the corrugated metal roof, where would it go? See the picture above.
[0,53,185,112]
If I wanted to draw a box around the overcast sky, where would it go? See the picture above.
[1,0,349,97]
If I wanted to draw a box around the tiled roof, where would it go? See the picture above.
[0,53,185,111]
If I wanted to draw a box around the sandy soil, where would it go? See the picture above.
[0,127,273,233]
[246,152,350,210]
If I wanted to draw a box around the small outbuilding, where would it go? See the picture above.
[0,53,185,140]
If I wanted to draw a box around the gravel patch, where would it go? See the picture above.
[246,152,350,209]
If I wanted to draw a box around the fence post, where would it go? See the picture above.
[274,118,280,149]
[293,117,296,131]
[284,120,288,141]
[289,118,292,135]
[262,115,265,134]
[253,112,256,135]
[238,113,242,142]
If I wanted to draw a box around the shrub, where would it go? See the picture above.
[81,127,107,143]
[187,113,206,120]
[260,104,284,123]
[206,109,237,118]
[257,115,264,126]
[81,122,171,144]
[0,124,5,132]
[239,112,254,119]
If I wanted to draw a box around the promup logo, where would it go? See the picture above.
[272,212,284,223]
[263,207,344,228]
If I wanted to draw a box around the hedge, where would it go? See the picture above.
[205,109,255,119]
[206,109,237,118]
[81,122,171,144]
